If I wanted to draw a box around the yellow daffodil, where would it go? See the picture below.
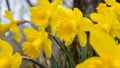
[0,10,21,42]
[105,0,120,8]
[105,0,116,5]
[0,39,22,68]
[23,28,52,58]
[56,6,93,46]
[57,19,77,46]
[105,0,120,22]
[30,0,62,35]
[76,29,120,68]
[90,3,120,39]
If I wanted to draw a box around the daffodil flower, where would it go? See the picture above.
[23,28,52,58]
[103,0,119,12]
[30,0,62,35]
[0,39,22,68]
[90,3,120,39]
[56,6,93,46]
[0,10,21,42]
[76,29,120,68]
[105,0,120,23]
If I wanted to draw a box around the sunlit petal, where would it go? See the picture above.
[38,0,50,9]
[78,30,87,46]
[90,29,118,58]
[0,39,13,57]
[43,39,52,58]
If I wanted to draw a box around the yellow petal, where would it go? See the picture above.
[10,24,21,42]
[90,13,104,24]
[51,0,62,11]
[50,22,57,36]
[4,10,14,22]
[38,30,52,58]
[90,29,118,58]
[80,17,94,31]
[38,0,50,9]
[30,7,49,28]
[57,6,73,19]
[112,28,120,39]
[105,0,116,5]
[12,53,22,68]
[0,23,12,36]
[96,3,107,13]
[43,39,52,58]
[0,39,13,57]
[23,28,39,42]
[78,30,87,46]
[39,30,48,38]
[73,8,83,22]
[76,57,100,68]
[0,57,12,68]
[50,11,60,35]
[31,39,42,51]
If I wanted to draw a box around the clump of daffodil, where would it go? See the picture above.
[0,39,22,68]
[0,10,21,42]
[56,6,93,46]
[76,29,120,68]
[90,3,120,39]
[30,0,62,35]
[23,28,52,58]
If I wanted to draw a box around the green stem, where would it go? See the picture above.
[49,34,74,68]
[51,54,60,68]
[80,46,87,62]
[49,34,67,54]
[28,59,45,68]
[65,46,75,68]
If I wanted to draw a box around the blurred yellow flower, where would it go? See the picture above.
[0,24,11,36]
[23,28,52,58]
[76,29,120,68]
[105,0,120,21]
[103,0,117,13]
[56,6,93,46]
[0,39,22,68]
[30,0,62,35]
[0,10,21,42]
[105,0,117,6]
[90,3,120,39]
